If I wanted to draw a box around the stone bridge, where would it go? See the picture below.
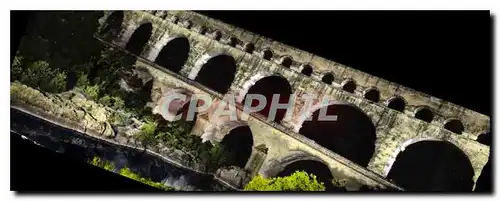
[95,10,491,191]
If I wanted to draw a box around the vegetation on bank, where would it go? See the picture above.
[11,11,237,174]
[10,11,378,193]
[244,171,326,191]
[89,156,174,191]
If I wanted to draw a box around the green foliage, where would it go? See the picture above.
[11,11,232,175]
[99,95,112,106]
[137,120,158,146]
[11,56,24,81]
[88,156,173,191]
[82,84,101,100]
[244,171,326,191]
[16,11,105,72]
[109,111,128,126]
[12,59,67,93]
[111,96,125,110]
[119,167,173,191]
[88,156,116,172]
[75,72,91,88]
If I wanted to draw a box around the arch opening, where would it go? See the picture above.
[444,119,464,134]
[241,75,293,123]
[415,107,434,123]
[298,103,376,167]
[199,26,207,35]
[342,80,356,93]
[194,54,236,94]
[364,88,380,102]
[125,23,153,56]
[100,11,124,41]
[228,37,238,47]
[154,37,190,73]
[244,43,255,54]
[476,132,491,146]
[280,57,292,68]
[321,73,334,85]
[387,96,406,112]
[262,49,273,60]
[387,140,474,192]
[277,160,343,192]
[300,65,313,76]
[213,31,222,41]
[220,126,254,168]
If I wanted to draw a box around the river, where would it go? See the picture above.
[10,108,232,191]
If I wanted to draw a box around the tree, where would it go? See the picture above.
[244,171,326,191]
[17,11,105,73]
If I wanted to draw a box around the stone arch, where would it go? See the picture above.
[237,72,293,123]
[153,36,190,73]
[414,106,434,123]
[386,139,474,191]
[99,11,124,41]
[341,79,356,93]
[444,118,465,134]
[295,101,376,167]
[386,96,406,112]
[213,30,222,41]
[189,53,237,94]
[262,152,340,191]
[279,56,293,68]
[219,123,254,168]
[125,22,153,56]
[321,73,335,85]
[299,64,313,76]
[228,36,239,47]
[244,43,255,54]
[363,87,380,103]
[262,48,273,60]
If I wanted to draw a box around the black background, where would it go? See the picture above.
[10,10,492,192]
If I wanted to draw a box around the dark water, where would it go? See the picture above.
[10,108,231,191]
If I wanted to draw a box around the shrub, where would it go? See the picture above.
[137,120,158,146]
[99,95,112,106]
[244,171,326,191]
[88,156,116,172]
[82,84,101,100]
[111,96,125,110]
[119,167,174,191]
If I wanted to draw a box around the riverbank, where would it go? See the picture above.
[10,82,243,191]
[11,107,238,191]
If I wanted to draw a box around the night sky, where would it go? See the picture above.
[197,11,492,116]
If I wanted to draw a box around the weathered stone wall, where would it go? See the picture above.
[135,58,402,190]
[96,10,491,190]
